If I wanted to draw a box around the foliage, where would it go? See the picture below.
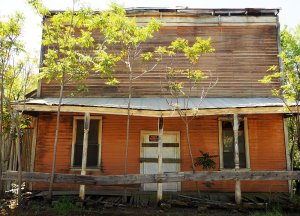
[158,36,215,175]
[28,0,98,198]
[29,2,215,194]
[3,56,37,130]
[250,209,283,216]
[194,150,217,170]
[0,13,37,132]
[89,3,161,84]
[41,10,94,86]
[0,13,25,63]
[29,0,96,88]
[260,25,300,172]
[85,3,162,177]
[4,58,37,100]
[88,4,216,177]
[154,37,214,99]
[52,197,76,216]
[0,10,38,199]
[291,193,300,204]
[260,26,300,102]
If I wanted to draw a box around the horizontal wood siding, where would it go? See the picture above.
[244,114,287,192]
[33,113,287,192]
[40,25,279,98]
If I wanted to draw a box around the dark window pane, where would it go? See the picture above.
[223,152,234,168]
[73,144,99,167]
[87,144,99,166]
[76,120,84,145]
[223,129,234,153]
[239,153,246,168]
[73,144,83,167]
[73,119,99,167]
[223,121,246,169]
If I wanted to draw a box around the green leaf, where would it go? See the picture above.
[141,52,153,62]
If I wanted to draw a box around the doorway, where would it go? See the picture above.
[140,131,180,191]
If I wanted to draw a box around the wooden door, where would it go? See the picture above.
[140,131,180,191]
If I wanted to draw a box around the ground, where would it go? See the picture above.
[1,193,300,216]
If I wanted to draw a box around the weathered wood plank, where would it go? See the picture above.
[39,26,279,98]
[13,104,299,117]
[2,171,300,185]
[139,158,181,163]
[34,190,132,197]
[142,143,179,147]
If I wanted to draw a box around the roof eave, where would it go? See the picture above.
[12,103,294,118]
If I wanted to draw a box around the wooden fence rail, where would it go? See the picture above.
[1,171,300,186]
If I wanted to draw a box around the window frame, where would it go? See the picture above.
[218,117,250,170]
[71,116,102,170]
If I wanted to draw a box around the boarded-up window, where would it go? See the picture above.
[73,119,101,167]
[222,121,246,169]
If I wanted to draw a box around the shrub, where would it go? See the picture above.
[52,197,75,216]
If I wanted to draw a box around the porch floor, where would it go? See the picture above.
[30,190,291,207]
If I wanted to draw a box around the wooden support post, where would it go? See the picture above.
[233,114,241,204]
[283,117,293,196]
[79,112,90,201]
[157,117,164,202]
[29,117,38,191]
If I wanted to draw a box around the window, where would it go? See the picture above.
[71,117,102,168]
[218,117,250,169]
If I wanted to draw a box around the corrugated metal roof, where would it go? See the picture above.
[49,8,280,17]
[125,8,279,16]
[20,97,287,111]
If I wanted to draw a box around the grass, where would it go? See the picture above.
[250,209,283,216]
[52,196,76,216]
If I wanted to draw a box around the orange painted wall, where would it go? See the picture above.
[33,113,288,192]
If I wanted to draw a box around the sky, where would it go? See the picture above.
[0,0,300,60]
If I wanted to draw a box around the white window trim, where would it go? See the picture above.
[218,117,250,170]
[71,116,102,170]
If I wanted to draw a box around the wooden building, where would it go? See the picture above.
[14,8,292,194]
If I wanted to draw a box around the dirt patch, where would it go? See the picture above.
[1,191,300,216]
[1,197,300,216]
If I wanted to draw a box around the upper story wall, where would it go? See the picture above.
[38,8,280,98]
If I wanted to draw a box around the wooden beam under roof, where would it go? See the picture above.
[12,103,297,117]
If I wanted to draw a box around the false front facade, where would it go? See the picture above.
[16,8,290,193]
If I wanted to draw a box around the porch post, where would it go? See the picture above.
[29,117,38,190]
[283,117,292,196]
[157,117,164,202]
[79,112,90,201]
[233,113,241,204]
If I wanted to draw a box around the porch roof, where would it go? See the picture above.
[18,97,287,110]
[13,97,295,117]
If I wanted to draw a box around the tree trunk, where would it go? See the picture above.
[124,93,131,176]
[48,83,64,199]
[123,71,133,203]
[185,122,195,171]
[0,71,4,196]
[15,112,22,206]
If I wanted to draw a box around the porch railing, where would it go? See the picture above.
[1,170,300,185]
